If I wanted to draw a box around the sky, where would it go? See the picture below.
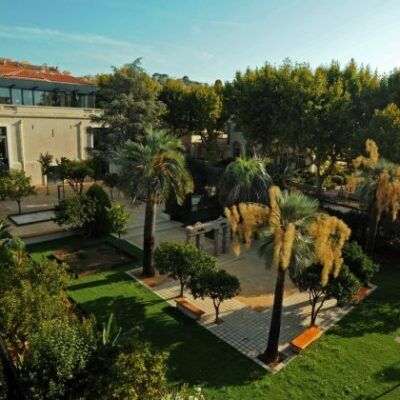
[1,0,400,83]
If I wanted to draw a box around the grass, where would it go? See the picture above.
[29,237,400,400]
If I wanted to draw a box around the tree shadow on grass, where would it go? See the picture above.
[78,287,265,390]
[354,364,400,400]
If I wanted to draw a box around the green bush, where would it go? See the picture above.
[165,192,192,220]
[21,318,97,399]
[327,265,361,307]
[109,345,168,400]
[86,183,112,236]
[342,241,380,285]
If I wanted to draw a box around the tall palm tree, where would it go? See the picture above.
[115,129,194,277]
[219,156,272,206]
[257,189,318,363]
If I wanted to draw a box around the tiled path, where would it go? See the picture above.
[126,269,375,371]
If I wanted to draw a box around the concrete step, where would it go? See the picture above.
[122,220,183,240]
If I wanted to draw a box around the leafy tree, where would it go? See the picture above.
[21,318,97,400]
[342,241,379,285]
[3,170,36,214]
[367,103,400,163]
[54,194,98,236]
[159,79,225,161]
[107,202,129,256]
[109,346,168,400]
[219,156,271,206]
[103,172,119,201]
[56,156,70,198]
[86,183,112,236]
[63,159,93,194]
[226,187,350,363]
[86,149,107,181]
[38,151,53,195]
[291,263,360,326]
[115,129,194,277]
[189,269,240,323]
[92,59,165,154]
[154,242,216,297]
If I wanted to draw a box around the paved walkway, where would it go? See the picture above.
[127,269,375,371]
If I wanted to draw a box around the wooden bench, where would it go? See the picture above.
[354,285,370,303]
[175,297,205,321]
[290,326,323,354]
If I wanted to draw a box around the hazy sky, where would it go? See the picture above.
[1,0,399,82]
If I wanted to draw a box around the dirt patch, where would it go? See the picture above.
[52,242,135,277]
[132,269,172,288]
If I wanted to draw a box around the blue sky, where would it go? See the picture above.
[1,0,400,82]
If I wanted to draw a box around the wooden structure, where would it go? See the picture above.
[290,326,323,354]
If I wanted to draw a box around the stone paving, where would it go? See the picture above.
[126,268,376,371]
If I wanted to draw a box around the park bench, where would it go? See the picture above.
[290,326,323,354]
[354,285,370,303]
[175,297,205,321]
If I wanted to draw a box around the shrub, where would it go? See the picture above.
[109,346,168,400]
[63,159,93,194]
[54,194,98,236]
[103,172,120,200]
[154,242,216,297]
[342,241,380,285]
[21,318,97,399]
[327,265,361,307]
[189,269,240,323]
[165,192,192,220]
[86,183,112,236]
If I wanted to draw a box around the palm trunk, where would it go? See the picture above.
[316,163,323,201]
[143,196,157,277]
[17,200,21,214]
[259,265,286,364]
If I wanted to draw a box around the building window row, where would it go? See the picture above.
[0,87,95,108]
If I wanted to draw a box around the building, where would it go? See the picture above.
[0,58,101,184]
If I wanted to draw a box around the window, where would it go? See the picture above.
[22,89,33,105]
[34,90,46,105]
[11,88,22,105]
[52,92,66,107]
[0,87,11,104]
[65,92,72,107]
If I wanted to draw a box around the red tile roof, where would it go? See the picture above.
[0,59,95,86]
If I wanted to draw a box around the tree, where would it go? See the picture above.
[225,187,350,363]
[159,79,225,161]
[4,170,36,214]
[291,263,360,326]
[347,139,400,253]
[154,242,216,297]
[107,202,129,256]
[92,59,165,154]
[54,194,98,236]
[56,157,70,198]
[219,156,272,206]
[38,151,53,195]
[86,183,112,236]
[367,103,400,164]
[63,160,93,194]
[189,269,240,323]
[109,346,168,400]
[115,129,194,277]
[103,172,119,201]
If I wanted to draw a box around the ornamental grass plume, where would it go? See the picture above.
[353,139,379,169]
[309,214,351,286]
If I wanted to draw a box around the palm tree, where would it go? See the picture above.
[257,189,318,363]
[219,156,271,206]
[348,139,400,254]
[115,129,194,277]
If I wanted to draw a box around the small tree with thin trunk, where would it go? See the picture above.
[154,241,216,298]
[189,269,240,323]
[291,263,360,326]
[5,170,36,214]
[38,152,53,195]
[107,202,129,257]
[63,160,93,194]
[56,157,69,198]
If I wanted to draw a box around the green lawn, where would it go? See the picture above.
[29,238,400,400]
